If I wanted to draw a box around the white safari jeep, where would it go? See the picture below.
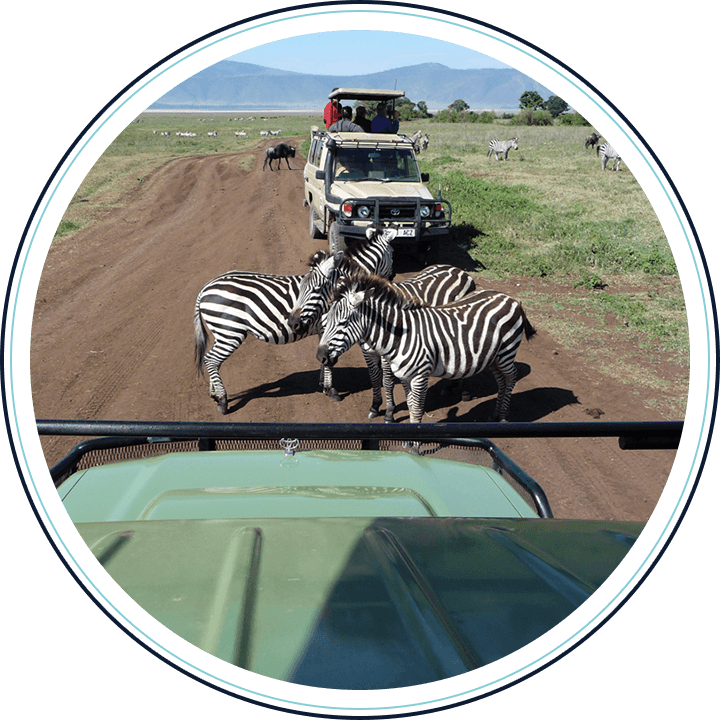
[303,88,451,260]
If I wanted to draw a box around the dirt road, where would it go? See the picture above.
[31,139,682,521]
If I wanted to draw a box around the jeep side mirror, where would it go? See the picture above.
[316,170,326,180]
[421,173,429,182]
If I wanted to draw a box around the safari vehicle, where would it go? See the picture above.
[303,88,451,261]
[40,418,681,690]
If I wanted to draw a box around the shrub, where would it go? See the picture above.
[509,108,554,126]
[559,112,592,126]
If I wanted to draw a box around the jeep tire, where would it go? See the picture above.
[329,222,347,254]
[309,206,323,239]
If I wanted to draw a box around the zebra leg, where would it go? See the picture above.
[382,357,398,423]
[362,346,384,418]
[490,362,518,422]
[203,333,246,414]
[405,374,430,424]
[319,366,341,402]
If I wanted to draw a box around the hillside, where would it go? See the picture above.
[149,60,555,112]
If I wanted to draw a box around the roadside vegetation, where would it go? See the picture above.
[53,106,688,417]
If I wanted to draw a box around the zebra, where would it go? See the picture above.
[287,253,476,420]
[597,142,622,171]
[487,137,519,161]
[194,225,395,414]
[316,272,536,423]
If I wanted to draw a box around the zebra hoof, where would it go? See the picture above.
[368,409,380,419]
[216,402,228,415]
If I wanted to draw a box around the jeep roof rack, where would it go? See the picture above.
[329,88,405,103]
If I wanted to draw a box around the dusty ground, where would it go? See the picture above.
[31,139,684,522]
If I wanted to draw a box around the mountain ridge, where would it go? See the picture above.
[150,60,556,112]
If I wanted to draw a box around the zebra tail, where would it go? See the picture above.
[521,306,537,341]
[193,299,208,377]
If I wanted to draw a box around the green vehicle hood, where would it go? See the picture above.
[59,449,540,522]
[77,516,642,689]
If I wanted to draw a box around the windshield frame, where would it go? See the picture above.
[333,145,421,183]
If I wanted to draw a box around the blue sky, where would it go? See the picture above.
[228,30,510,75]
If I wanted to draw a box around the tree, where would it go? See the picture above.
[546,95,569,118]
[449,99,470,113]
[416,101,430,118]
[519,91,546,111]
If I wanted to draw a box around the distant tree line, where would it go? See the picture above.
[418,91,591,126]
[357,91,591,127]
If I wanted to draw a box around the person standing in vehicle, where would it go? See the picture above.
[329,106,363,132]
[371,104,399,133]
[324,89,341,129]
[353,105,372,132]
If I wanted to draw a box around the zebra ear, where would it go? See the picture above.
[382,225,398,242]
[349,287,372,307]
[319,252,340,277]
[333,251,344,266]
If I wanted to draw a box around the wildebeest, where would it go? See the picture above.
[585,132,601,150]
[263,143,296,171]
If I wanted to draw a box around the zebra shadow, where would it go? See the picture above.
[385,363,578,423]
[442,387,580,424]
[225,365,373,413]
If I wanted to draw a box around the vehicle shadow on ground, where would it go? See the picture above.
[393,222,486,275]
[225,366,372,413]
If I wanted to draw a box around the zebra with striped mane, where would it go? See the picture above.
[194,225,395,414]
[597,142,622,171]
[487,137,519,161]
[316,272,535,423]
[288,253,476,420]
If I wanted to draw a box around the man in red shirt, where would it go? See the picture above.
[324,89,341,129]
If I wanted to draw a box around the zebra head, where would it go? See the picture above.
[288,251,344,332]
[363,223,396,278]
[316,281,374,368]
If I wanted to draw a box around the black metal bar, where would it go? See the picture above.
[37,419,684,446]
[48,436,155,488]
[440,438,554,519]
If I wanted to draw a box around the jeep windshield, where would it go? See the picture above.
[334,146,420,182]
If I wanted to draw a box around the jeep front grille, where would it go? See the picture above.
[379,204,417,220]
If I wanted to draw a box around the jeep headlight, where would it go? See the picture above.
[357,205,371,219]
[420,205,432,218]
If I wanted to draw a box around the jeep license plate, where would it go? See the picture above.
[396,228,415,237]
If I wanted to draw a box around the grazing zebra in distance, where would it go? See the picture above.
[487,137,519,160]
[316,272,536,423]
[597,142,622,171]
[194,225,395,414]
[585,132,601,150]
[287,252,476,420]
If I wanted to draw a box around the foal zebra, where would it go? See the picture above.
[287,252,476,420]
[317,272,536,423]
[487,137,519,161]
[194,225,395,413]
[597,142,622,171]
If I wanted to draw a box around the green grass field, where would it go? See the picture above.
[56,111,689,414]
